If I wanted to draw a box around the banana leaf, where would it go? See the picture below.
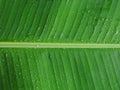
[0,0,120,90]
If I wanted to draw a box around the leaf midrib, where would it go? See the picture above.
[0,42,120,48]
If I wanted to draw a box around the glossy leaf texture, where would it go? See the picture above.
[0,48,120,90]
[0,0,120,43]
[1,0,120,90]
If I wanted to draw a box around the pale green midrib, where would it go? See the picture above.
[0,42,120,48]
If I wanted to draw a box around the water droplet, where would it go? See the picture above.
[23,76,25,79]
[88,10,90,13]
[6,53,8,57]
[94,17,97,20]
[106,18,109,21]
[36,86,38,89]
[67,0,69,3]
[36,45,39,48]
[115,31,119,35]
[81,40,84,42]
[38,27,40,30]
[19,72,21,75]
[102,18,105,21]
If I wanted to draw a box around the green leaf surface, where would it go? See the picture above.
[0,49,120,90]
[0,0,120,43]
[1,0,120,90]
